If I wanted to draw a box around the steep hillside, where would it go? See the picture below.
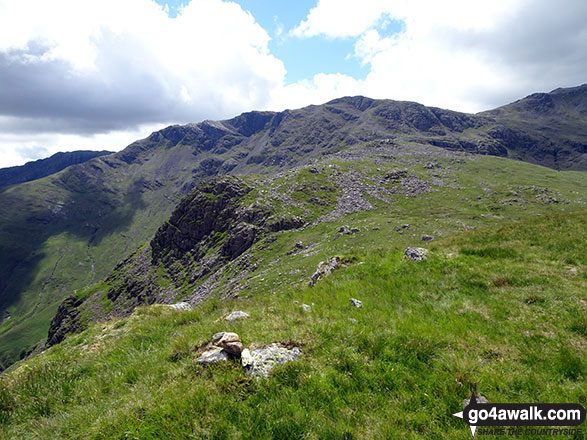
[481,84,587,170]
[0,209,584,439]
[1,88,586,369]
[47,140,586,348]
[0,150,112,188]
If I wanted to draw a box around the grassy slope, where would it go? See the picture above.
[0,152,585,439]
[0,212,583,439]
[2,89,585,368]
[0,144,196,367]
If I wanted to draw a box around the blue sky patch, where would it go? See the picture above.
[155,0,403,84]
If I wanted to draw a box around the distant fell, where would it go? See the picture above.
[480,84,587,170]
[0,150,113,188]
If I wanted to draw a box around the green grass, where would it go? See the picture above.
[0,211,584,439]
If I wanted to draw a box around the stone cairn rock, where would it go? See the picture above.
[196,332,302,379]
[309,256,341,286]
[402,247,429,262]
[196,332,243,364]
[241,344,302,378]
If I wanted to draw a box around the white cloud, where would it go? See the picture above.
[272,73,364,111]
[291,0,392,39]
[1,0,586,168]
[0,0,286,167]
[0,122,165,167]
[289,0,587,113]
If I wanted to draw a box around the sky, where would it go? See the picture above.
[0,0,586,167]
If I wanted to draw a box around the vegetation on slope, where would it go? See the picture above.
[45,143,587,347]
[1,86,586,369]
[0,210,584,439]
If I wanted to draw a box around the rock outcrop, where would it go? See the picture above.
[224,311,249,321]
[403,247,429,262]
[243,344,302,378]
[309,256,342,286]
[48,176,306,346]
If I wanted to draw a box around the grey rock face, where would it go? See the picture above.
[170,302,192,311]
[196,347,230,364]
[403,247,429,262]
[421,234,435,241]
[349,298,363,308]
[309,256,342,286]
[225,311,249,321]
[244,343,302,378]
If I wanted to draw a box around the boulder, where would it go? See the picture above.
[170,302,192,311]
[211,332,242,357]
[421,234,435,241]
[403,247,429,262]
[225,311,249,321]
[196,347,230,364]
[309,256,342,287]
[197,332,242,363]
[338,225,352,235]
[244,343,302,378]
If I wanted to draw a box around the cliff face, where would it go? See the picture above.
[47,176,305,345]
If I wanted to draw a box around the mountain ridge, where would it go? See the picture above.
[0,150,113,188]
[0,85,585,369]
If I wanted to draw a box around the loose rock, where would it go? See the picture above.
[244,343,302,378]
[301,304,312,312]
[225,311,249,321]
[197,332,242,363]
[421,234,435,241]
[403,247,429,262]
[170,302,192,311]
[197,347,230,364]
[349,298,363,308]
[338,225,352,234]
[241,348,253,367]
[309,256,341,286]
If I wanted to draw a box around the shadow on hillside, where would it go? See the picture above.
[0,170,150,321]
